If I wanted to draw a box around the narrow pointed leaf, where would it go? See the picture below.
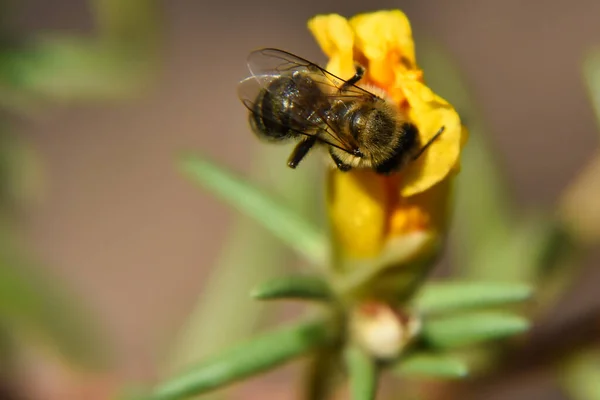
[394,353,468,379]
[168,146,320,375]
[423,312,530,349]
[415,281,533,314]
[251,275,331,301]
[151,319,332,400]
[345,346,378,400]
[180,155,327,266]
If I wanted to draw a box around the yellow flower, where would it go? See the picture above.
[309,10,463,197]
[309,10,467,295]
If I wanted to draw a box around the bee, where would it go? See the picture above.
[238,48,444,174]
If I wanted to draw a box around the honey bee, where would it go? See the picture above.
[238,48,444,174]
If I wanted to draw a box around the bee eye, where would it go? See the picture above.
[353,149,364,158]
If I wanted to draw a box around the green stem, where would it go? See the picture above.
[345,346,378,400]
[303,349,340,400]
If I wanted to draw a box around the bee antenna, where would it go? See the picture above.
[412,126,445,161]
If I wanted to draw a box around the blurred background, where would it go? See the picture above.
[1,0,599,399]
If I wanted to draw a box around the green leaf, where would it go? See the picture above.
[422,311,530,349]
[166,145,321,391]
[179,154,327,266]
[344,346,378,400]
[251,275,331,301]
[583,48,600,131]
[165,218,285,379]
[151,319,333,400]
[414,281,533,315]
[394,353,468,379]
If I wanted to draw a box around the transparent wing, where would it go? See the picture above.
[247,48,376,99]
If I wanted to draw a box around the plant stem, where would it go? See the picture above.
[345,346,378,400]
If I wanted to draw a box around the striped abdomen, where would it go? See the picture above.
[249,73,325,142]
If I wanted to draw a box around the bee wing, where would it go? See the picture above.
[247,48,376,99]
[237,74,273,105]
[238,74,358,154]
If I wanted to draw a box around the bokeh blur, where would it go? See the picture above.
[1,1,599,399]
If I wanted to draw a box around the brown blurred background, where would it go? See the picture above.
[9,0,600,398]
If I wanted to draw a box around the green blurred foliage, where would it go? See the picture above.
[151,150,535,399]
[0,248,110,368]
[153,318,332,400]
[561,349,600,400]
[151,38,600,400]
[394,353,468,380]
[167,146,322,377]
[417,39,583,318]
[560,49,600,245]
[0,2,596,398]
[0,0,160,112]
[0,0,162,387]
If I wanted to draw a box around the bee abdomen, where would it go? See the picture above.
[374,122,418,174]
[249,85,294,141]
[250,75,324,142]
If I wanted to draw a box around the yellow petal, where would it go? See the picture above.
[398,76,463,197]
[327,169,387,258]
[307,14,356,78]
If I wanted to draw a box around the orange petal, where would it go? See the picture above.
[349,10,416,85]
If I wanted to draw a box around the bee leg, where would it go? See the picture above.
[287,136,317,168]
[329,148,352,172]
[412,126,446,161]
[339,64,365,91]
